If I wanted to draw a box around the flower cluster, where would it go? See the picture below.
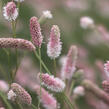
[3,2,18,21]
[10,83,32,105]
[38,73,65,92]
[47,25,62,59]
[104,61,109,77]
[0,38,36,51]
[30,16,43,48]
[61,45,78,80]
[34,85,57,109]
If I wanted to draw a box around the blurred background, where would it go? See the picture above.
[0,0,109,109]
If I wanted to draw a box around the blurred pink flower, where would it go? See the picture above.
[61,45,78,80]
[3,2,18,21]
[38,73,65,92]
[104,61,109,77]
[47,25,62,59]
[34,85,57,109]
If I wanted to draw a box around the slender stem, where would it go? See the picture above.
[37,48,42,108]
[63,93,74,109]
[33,51,51,74]
[11,20,18,83]
[69,80,75,96]
[53,59,56,76]
[0,91,13,109]
[31,104,38,109]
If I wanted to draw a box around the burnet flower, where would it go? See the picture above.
[61,45,78,80]
[34,85,57,109]
[42,10,53,19]
[104,61,109,77]
[0,80,9,93]
[3,2,18,21]
[0,38,35,51]
[38,73,65,92]
[73,86,85,96]
[80,16,94,29]
[30,16,43,48]
[11,83,32,105]
[47,25,62,59]
[14,0,24,2]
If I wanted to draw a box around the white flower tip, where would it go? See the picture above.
[43,10,53,19]
[80,16,94,29]
[7,90,16,100]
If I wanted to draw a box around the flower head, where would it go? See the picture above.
[34,85,57,109]
[30,16,43,48]
[0,38,35,51]
[0,80,9,93]
[73,86,85,96]
[42,10,53,19]
[14,0,24,2]
[3,2,18,21]
[38,73,65,92]
[7,90,16,101]
[11,83,32,105]
[0,107,5,109]
[61,45,78,80]
[80,16,94,29]
[47,25,62,59]
[104,61,109,77]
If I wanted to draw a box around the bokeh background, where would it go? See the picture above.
[0,0,109,109]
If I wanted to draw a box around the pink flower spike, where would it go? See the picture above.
[11,83,32,105]
[38,73,65,92]
[47,25,62,59]
[0,38,36,51]
[61,45,78,80]
[34,85,58,109]
[3,2,18,21]
[104,61,109,77]
[30,17,43,48]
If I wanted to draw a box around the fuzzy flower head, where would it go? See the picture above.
[34,85,57,109]
[11,83,32,105]
[7,90,16,101]
[47,25,62,59]
[61,45,78,80]
[0,38,35,51]
[3,2,18,21]
[14,0,24,2]
[42,10,53,19]
[80,16,94,29]
[0,80,9,93]
[0,107,5,109]
[73,86,85,96]
[30,16,43,48]
[38,73,65,92]
[104,61,109,77]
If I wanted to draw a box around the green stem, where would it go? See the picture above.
[53,59,56,76]
[31,104,38,109]
[33,51,51,74]
[0,91,13,109]
[11,20,18,83]
[69,80,75,96]
[63,93,74,109]
[37,48,42,108]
